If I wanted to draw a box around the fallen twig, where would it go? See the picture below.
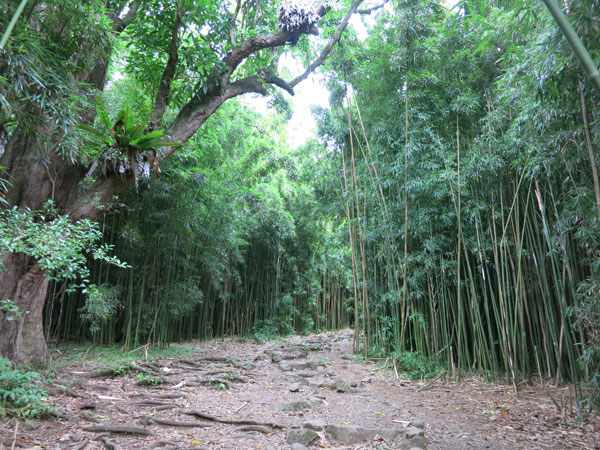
[417,369,447,392]
[11,420,19,450]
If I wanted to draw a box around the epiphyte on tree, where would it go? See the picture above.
[278,0,320,33]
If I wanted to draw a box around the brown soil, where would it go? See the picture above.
[1,330,598,449]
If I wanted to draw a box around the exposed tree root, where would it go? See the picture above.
[88,365,138,378]
[130,400,179,408]
[141,416,211,427]
[73,438,90,449]
[0,436,25,447]
[83,424,153,435]
[129,392,183,399]
[236,425,275,434]
[183,410,284,429]
[81,411,101,423]
[99,435,121,450]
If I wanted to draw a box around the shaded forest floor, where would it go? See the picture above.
[1,330,599,449]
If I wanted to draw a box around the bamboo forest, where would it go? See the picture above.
[1,0,600,448]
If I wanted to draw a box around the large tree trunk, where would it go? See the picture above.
[0,125,86,365]
[0,255,49,366]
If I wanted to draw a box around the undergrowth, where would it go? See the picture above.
[0,358,55,418]
[392,351,442,380]
[50,342,196,371]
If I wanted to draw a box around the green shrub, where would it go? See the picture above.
[0,358,54,418]
[392,351,441,380]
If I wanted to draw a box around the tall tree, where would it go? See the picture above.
[0,0,367,365]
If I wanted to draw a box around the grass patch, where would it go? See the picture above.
[50,342,197,370]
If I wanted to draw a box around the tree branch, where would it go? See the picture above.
[148,3,181,132]
[164,1,363,160]
[357,1,389,14]
[222,2,332,82]
[259,70,295,95]
[113,1,141,33]
[290,0,366,88]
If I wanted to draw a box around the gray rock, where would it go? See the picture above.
[325,424,377,444]
[296,376,310,385]
[290,444,309,450]
[286,429,319,447]
[302,419,326,431]
[289,383,301,392]
[361,376,372,384]
[279,361,293,371]
[325,424,425,447]
[411,420,425,429]
[295,371,316,378]
[281,401,312,412]
[22,420,41,430]
[330,378,349,393]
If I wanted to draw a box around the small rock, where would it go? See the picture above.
[290,444,309,450]
[281,401,312,412]
[331,378,349,393]
[361,376,372,384]
[22,420,41,431]
[286,429,319,447]
[303,419,326,431]
[296,377,310,385]
[289,383,301,392]
[411,420,425,429]
[296,371,315,378]
[79,401,96,410]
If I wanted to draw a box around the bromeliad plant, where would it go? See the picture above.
[79,100,180,190]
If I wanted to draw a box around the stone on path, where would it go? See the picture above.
[281,400,312,412]
[302,419,326,431]
[290,443,309,450]
[286,428,319,447]
[325,424,426,448]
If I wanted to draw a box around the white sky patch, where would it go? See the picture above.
[283,56,329,148]
[242,52,329,149]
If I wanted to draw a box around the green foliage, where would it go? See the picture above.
[392,351,441,380]
[0,201,128,291]
[79,284,122,336]
[0,358,54,418]
[0,298,22,321]
[136,372,162,385]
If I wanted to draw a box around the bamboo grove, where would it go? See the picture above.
[14,0,598,403]
[313,0,600,393]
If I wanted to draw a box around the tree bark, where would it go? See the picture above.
[0,255,49,366]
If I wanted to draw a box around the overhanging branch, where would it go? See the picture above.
[290,0,366,88]
[148,4,182,131]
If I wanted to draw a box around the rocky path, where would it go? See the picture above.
[0,330,598,449]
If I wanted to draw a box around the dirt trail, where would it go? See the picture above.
[1,330,598,449]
